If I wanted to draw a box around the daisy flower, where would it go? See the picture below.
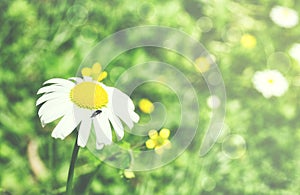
[270,6,299,28]
[145,128,171,154]
[36,63,139,149]
[252,69,288,98]
[289,43,300,64]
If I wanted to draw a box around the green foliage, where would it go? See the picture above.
[1,0,300,194]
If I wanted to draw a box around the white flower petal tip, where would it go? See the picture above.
[107,111,124,140]
[43,78,75,86]
[36,92,68,106]
[130,111,140,124]
[37,85,69,95]
[41,120,46,128]
[77,117,92,147]
[93,113,114,147]
[51,131,64,140]
[68,77,83,83]
[77,138,87,147]
[96,143,104,150]
[51,111,79,140]
[252,70,289,98]
[116,135,124,141]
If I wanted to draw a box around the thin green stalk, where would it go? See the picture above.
[66,136,80,194]
[49,138,54,193]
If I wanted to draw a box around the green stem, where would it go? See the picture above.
[66,136,80,194]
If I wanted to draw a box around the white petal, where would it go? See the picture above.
[43,78,75,88]
[129,111,140,123]
[77,117,92,147]
[104,86,135,110]
[105,86,136,128]
[51,109,80,139]
[93,112,112,147]
[107,111,124,140]
[83,76,93,81]
[68,77,83,83]
[115,110,133,129]
[38,97,70,117]
[36,92,69,106]
[37,85,70,95]
[73,106,93,122]
[40,102,72,124]
[96,143,104,150]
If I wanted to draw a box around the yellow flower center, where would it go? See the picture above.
[70,82,108,109]
[267,79,274,84]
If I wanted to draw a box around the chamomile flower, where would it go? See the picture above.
[289,43,300,64]
[36,63,139,149]
[270,6,299,28]
[145,128,171,154]
[252,69,288,98]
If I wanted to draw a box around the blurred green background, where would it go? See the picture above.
[1,0,300,194]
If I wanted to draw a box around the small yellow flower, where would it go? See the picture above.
[194,57,211,73]
[159,128,170,139]
[123,169,135,179]
[81,63,108,81]
[145,128,171,154]
[240,34,257,49]
[138,98,154,114]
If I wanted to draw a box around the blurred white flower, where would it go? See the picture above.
[206,95,221,109]
[270,6,299,28]
[252,70,288,98]
[289,43,300,64]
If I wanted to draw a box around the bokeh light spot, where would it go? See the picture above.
[201,176,216,191]
[240,34,257,49]
[80,25,98,43]
[222,134,246,159]
[267,52,291,73]
[67,5,88,26]
[207,71,222,86]
[194,57,211,73]
[223,27,242,43]
[196,17,213,33]
[137,3,156,19]
[206,95,221,109]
